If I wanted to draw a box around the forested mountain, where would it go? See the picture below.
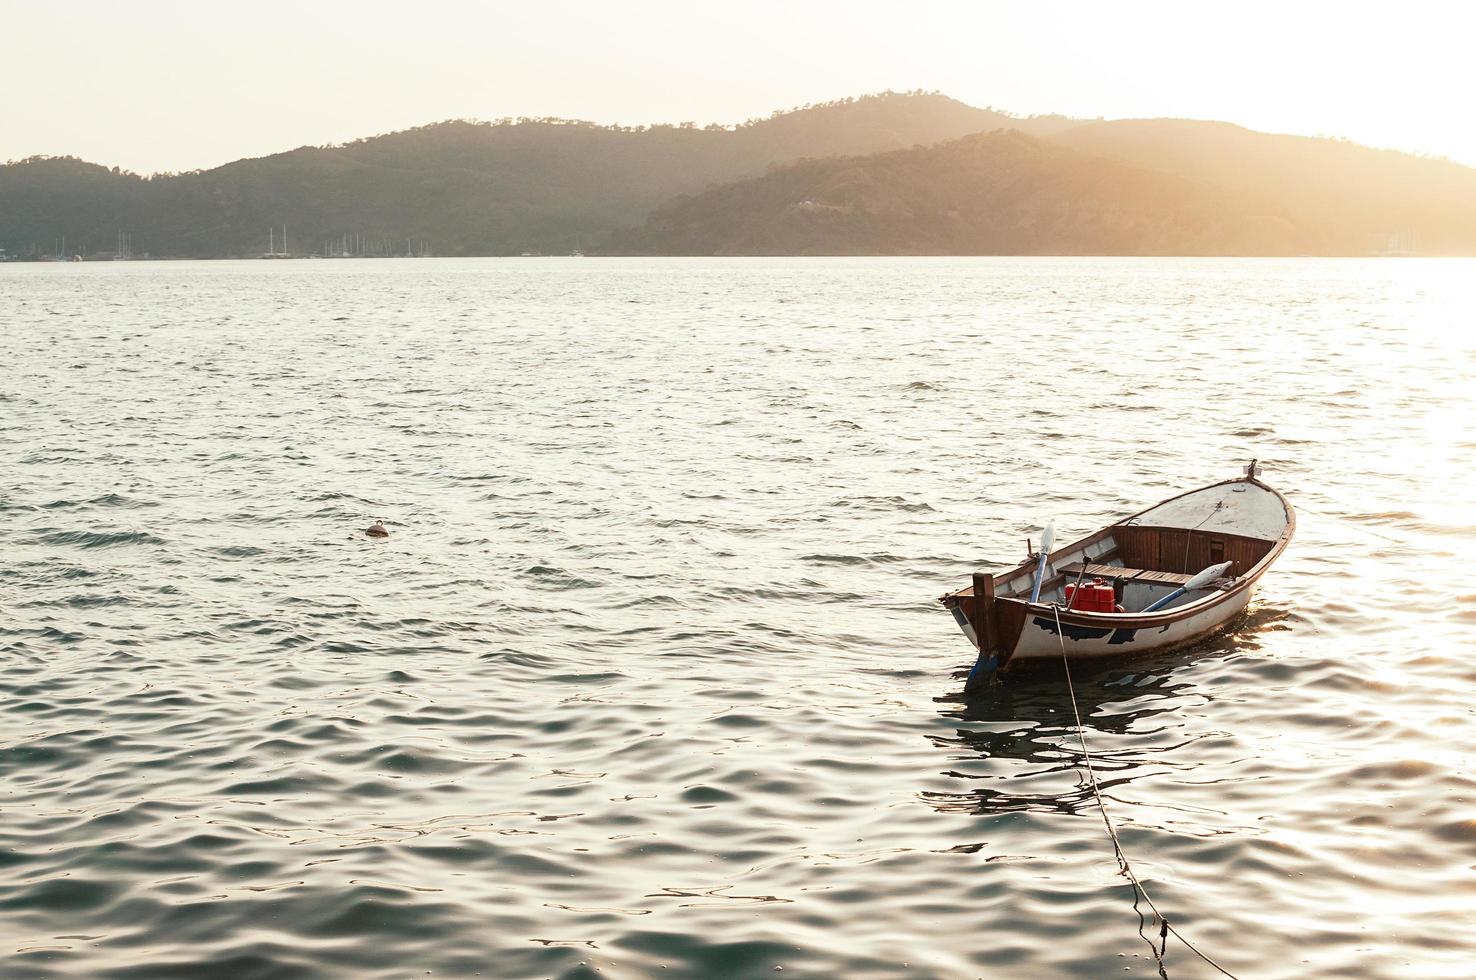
[608,123,1476,256]
[604,130,1289,255]
[0,93,1067,258]
[1049,119,1476,254]
[4,91,1473,258]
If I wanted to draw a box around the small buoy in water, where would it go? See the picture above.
[365,520,389,538]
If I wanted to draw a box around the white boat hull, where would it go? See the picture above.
[952,584,1256,665]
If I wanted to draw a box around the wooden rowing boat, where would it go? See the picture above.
[940,462,1294,691]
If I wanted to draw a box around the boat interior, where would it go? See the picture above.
[992,481,1291,614]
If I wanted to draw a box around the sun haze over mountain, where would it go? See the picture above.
[6,2,1476,258]
[4,1,1476,175]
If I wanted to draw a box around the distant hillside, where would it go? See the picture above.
[6,92,1473,259]
[0,93,1068,259]
[0,157,149,257]
[606,122,1476,256]
[1050,119,1476,254]
[603,130,1295,256]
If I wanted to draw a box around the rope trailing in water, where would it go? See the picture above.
[1050,604,1241,979]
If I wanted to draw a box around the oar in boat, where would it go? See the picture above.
[1140,561,1233,613]
[1028,520,1055,603]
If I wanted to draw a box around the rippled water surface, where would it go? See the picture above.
[2,257,1475,979]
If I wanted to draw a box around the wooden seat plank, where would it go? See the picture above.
[1058,561,1197,586]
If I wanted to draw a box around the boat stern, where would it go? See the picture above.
[940,576,1030,691]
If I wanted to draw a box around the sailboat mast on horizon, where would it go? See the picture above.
[262,225,290,259]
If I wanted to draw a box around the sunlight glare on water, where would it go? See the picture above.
[1,257,1474,979]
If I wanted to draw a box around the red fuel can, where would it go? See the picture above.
[1065,578,1116,612]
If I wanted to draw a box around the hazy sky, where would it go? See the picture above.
[5,0,1474,174]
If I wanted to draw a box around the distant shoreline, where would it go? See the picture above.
[1,252,1464,263]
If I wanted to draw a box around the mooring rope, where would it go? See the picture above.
[1050,603,1241,979]
[1181,502,1224,575]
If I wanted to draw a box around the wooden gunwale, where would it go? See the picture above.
[944,524,1118,601]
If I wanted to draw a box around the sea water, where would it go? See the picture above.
[2,257,1474,978]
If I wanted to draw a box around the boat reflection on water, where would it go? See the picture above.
[922,605,1288,819]
[924,668,1187,818]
